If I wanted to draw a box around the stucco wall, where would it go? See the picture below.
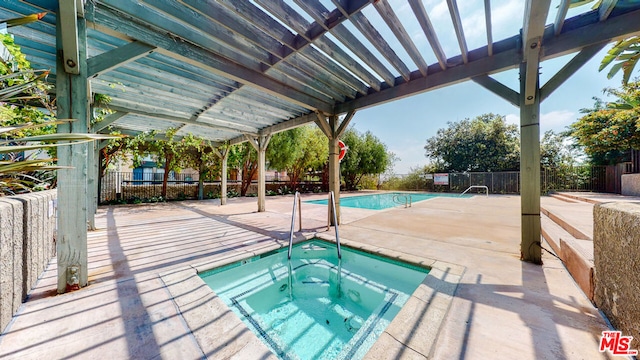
[594,202,640,350]
[621,174,640,196]
[0,190,56,333]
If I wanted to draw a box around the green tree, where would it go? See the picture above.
[540,130,583,168]
[127,130,182,198]
[267,126,328,190]
[424,113,519,172]
[227,142,257,196]
[570,83,640,164]
[175,134,221,200]
[341,128,389,190]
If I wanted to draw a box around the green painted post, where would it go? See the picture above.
[56,12,90,293]
[519,62,542,264]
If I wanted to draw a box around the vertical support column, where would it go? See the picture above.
[56,9,90,293]
[87,139,98,230]
[519,62,542,264]
[315,111,354,226]
[256,135,271,212]
[215,147,229,205]
[328,116,341,225]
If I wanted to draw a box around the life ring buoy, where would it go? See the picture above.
[338,140,347,161]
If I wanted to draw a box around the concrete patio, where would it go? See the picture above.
[0,192,622,359]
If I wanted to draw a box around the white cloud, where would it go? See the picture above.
[505,113,519,126]
[504,110,576,134]
[541,110,576,132]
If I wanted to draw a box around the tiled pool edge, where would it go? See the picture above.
[160,234,464,359]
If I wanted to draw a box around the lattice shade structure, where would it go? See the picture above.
[1,0,638,143]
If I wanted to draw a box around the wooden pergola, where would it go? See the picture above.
[2,0,640,293]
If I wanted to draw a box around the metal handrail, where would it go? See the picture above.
[392,194,412,208]
[287,191,302,260]
[328,191,342,259]
[460,185,489,197]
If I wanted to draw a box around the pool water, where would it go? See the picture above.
[305,192,468,210]
[200,240,430,360]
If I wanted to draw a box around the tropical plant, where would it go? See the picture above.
[1,26,118,195]
[600,36,640,84]
[570,82,640,164]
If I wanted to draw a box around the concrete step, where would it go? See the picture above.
[554,192,602,205]
[540,202,591,240]
[549,193,580,203]
[541,213,594,302]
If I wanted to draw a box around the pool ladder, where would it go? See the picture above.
[287,191,342,260]
[287,191,343,299]
[392,194,412,208]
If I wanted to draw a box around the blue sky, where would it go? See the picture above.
[344,0,624,174]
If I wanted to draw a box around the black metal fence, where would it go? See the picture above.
[99,172,324,204]
[101,164,629,204]
[100,172,204,203]
[387,165,617,194]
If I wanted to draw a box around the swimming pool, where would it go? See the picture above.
[200,239,430,360]
[305,192,468,210]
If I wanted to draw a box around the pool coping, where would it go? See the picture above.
[159,233,465,359]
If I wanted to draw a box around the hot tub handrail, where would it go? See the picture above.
[329,191,342,259]
[287,191,301,260]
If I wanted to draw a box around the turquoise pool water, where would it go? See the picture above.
[200,239,430,360]
[305,192,468,210]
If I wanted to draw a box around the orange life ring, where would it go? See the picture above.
[338,140,347,161]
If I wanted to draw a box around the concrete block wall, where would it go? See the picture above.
[621,174,640,196]
[594,202,640,351]
[0,190,56,333]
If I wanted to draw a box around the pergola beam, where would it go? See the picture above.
[374,0,429,76]
[59,0,80,74]
[91,111,127,133]
[447,0,469,64]
[484,0,493,56]
[409,0,448,70]
[105,105,259,135]
[86,3,334,113]
[554,0,571,35]
[335,7,640,114]
[87,41,156,78]
[472,75,519,107]
[522,0,551,105]
[348,11,411,82]
[599,0,618,21]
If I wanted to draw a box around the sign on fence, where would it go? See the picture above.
[434,173,449,185]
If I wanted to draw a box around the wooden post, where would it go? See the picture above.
[256,135,271,212]
[328,116,341,225]
[56,8,90,293]
[519,62,542,264]
[315,112,354,226]
[87,139,99,230]
[215,147,229,205]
